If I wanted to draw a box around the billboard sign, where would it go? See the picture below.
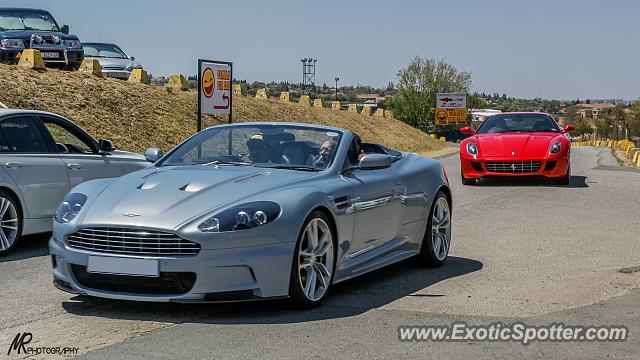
[436,93,467,125]
[198,59,233,130]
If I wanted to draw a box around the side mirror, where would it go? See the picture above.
[359,154,392,170]
[144,147,163,163]
[460,125,475,135]
[129,56,135,61]
[562,124,575,133]
[61,25,70,35]
[98,139,115,153]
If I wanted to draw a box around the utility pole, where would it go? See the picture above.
[334,77,339,101]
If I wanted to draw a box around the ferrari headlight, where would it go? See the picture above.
[549,141,562,154]
[466,142,478,155]
[64,39,82,49]
[54,193,87,224]
[198,201,281,232]
[1,39,24,49]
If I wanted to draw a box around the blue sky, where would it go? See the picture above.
[7,0,639,100]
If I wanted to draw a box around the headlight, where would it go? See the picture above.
[549,141,562,154]
[198,201,281,232]
[1,39,24,49]
[32,35,43,44]
[54,193,87,224]
[51,35,61,44]
[64,39,82,49]
[466,142,478,155]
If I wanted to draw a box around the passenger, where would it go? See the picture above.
[246,134,272,163]
[313,140,337,168]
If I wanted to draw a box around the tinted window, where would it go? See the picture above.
[0,128,9,153]
[43,121,94,154]
[476,114,560,134]
[0,117,50,153]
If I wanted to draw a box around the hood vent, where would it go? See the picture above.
[179,183,205,193]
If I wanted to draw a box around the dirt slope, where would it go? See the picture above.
[0,64,443,154]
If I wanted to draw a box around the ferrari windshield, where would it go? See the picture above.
[476,114,560,134]
[159,124,343,170]
[0,10,59,32]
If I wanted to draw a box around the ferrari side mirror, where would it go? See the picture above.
[562,124,575,133]
[460,126,475,135]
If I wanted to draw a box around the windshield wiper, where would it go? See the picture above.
[200,160,253,167]
[258,164,320,172]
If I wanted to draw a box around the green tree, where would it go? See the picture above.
[388,57,472,131]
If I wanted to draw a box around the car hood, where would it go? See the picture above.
[86,56,139,69]
[110,150,145,161]
[79,166,317,229]
[474,133,558,157]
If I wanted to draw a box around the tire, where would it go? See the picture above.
[416,191,451,267]
[461,168,476,186]
[0,190,22,256]
[288,211,337,309]
[556,164,571,185]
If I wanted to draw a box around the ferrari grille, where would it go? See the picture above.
[66,227,200,256]
[485,161,542,173]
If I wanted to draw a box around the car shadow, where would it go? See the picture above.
[475,175,588,188]
[0,233,50,263]
[61,256,482,324]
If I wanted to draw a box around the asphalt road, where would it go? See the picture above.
[1,146,638,359]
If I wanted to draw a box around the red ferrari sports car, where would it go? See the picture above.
[459,112,574,185]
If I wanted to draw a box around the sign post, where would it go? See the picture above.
[435,93,467,126]
[197,59,233,132]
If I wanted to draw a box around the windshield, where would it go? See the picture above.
[83,43,128,59]
[476,114,560,134]
[0,10,59,32]
[159,124,343,170]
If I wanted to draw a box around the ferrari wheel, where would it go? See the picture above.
[0,191,22,257]
[416,191,451,267]
[556,164,571,185]
[461,168,476,185]
[289,211,336,308]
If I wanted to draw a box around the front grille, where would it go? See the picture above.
[66,227,201,256]
[71,264,196,295]
[485,161,542,173]
[102,65,126,70]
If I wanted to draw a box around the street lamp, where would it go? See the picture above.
[334,77,339,101]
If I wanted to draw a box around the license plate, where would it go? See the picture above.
[41,52,59,59]
[87,256,159,277]
[105,72,129,78]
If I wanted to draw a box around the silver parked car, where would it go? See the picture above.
[50,122,452,308]
[0,109,150,255]
[82,43,141,80]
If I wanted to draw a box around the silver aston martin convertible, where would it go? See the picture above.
[50,122,452,308]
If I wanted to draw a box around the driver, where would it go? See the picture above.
[313,140,337,168]
[246,134,272,163]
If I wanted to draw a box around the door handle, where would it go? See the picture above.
[66,163,82,170]
[5,162,23,168]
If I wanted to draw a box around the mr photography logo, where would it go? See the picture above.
[7,332,79,356]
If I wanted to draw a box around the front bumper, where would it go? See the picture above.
[0,48,83,67]
[49,235,295,302]
[460,153,569,179]
[101,69,132,80]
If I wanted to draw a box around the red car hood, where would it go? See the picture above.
[475,133,558,157]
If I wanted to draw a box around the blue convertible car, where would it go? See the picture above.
[50,123,452,308]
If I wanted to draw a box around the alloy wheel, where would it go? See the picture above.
[298,217,335,301]
[0,197,19,251]
[431,196,451,261]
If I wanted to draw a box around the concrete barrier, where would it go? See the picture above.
[632,149,640,164]
[384,110,394,118]
[313,99,324,108]
[348,104,358,113]
[128,69,150,84]
[233,84,243,96]
[360,106,372,116]
[17,49,45,70]
[331,101,341,110]
[439,136,446,142]
[79,58,102,77]
[279,91,290,102]
[374,108,385,117]
[256,88,268,99]
[430,134,436,139]
[299,95,311,106]
[167,74,188,90]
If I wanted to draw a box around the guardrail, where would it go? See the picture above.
[573,139,640,168]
